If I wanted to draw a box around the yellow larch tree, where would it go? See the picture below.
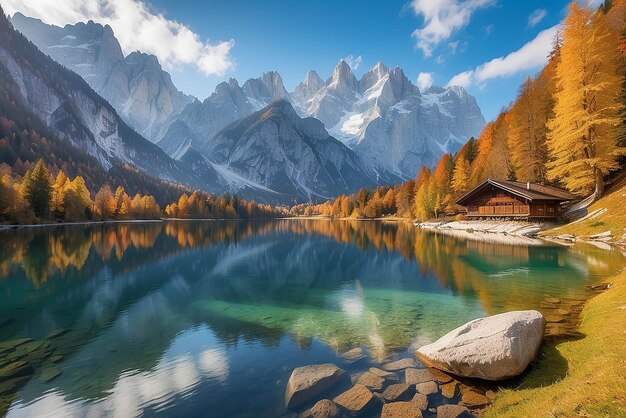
[547,4,624,196]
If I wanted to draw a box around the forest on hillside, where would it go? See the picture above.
[297,2,626,221]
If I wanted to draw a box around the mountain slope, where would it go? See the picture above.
[0,7,229,202]
[158,73,289,156]
[186,100,380,201]
[10,13,193,143]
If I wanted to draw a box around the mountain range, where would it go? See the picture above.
[4,10,486,203]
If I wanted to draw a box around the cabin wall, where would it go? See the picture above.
[463,186,561,218]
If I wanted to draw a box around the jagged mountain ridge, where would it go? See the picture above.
[10,13,193,143]
[182,100,381,201]
[162,59,485,179]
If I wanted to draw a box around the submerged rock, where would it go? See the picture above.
[405,368,433,385]
[369,367,399,381]
[352,371,384,391]
[415,381,438,395]
[382,383,413,402]
[382,358,416,371]
[381,401,423,418]
[411,393,429,410]
[46,328,70,339]
[461,390,490,408]
[416,310,545,381]
[436,404,472,418]
[340,347,366,364]
[333,384,378,416]
[40,366,63,383]
[285,364,345,408]
[299,399,341,418]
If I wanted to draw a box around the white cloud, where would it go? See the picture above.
[446,25,559,88]
[527,9,547,27]
[484,23,494,35]
[448,40,459,54]
[410,0,496,57]
[446,70,474,88]
[344,54,363,70]
[435,55,445,64]
[416,72,434,91]
[2,0,235,76]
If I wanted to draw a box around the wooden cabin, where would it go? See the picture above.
[456,179,576,219]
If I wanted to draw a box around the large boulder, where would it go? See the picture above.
[285,364,345,408]
[416,310,545,381]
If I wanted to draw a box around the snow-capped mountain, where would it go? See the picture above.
[180,100,379,201]
[163,59,484,179]
[157,72,290,157]
[10,13,193,143]
[293,60,486,178]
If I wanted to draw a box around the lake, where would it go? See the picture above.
[0,220,623,417]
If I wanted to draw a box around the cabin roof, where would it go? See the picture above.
[456,179,578,206]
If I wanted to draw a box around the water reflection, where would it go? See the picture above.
[0,220,623,417]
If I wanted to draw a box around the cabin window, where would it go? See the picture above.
[548,206,555,213]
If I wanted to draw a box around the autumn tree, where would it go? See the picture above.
[94,185,115,220]
[547,4,625,196]
[23,159,52,218]
[451,155,471,195]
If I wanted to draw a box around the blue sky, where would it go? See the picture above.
[4,0,586,121]
[146,0,570,121]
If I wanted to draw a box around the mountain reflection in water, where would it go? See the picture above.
[0,220,623,417]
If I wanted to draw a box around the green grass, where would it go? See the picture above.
[485,267,626,418]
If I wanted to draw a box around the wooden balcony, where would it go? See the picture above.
[466,205,530,217]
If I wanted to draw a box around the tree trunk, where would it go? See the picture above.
[594,167,604,198]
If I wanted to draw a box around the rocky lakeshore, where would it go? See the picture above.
[284,311,549,418]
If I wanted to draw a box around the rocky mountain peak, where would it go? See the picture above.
[329,59,358,92]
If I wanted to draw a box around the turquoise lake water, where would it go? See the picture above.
[0,220,623,417]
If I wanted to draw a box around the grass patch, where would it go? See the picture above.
[485,268,626,417]
[542,178,626,241]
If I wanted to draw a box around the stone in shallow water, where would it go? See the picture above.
[556,308,571,316]
[333,384,378,416]
[416,310,545,381]
[0,375,29,395]
[485,389,497,400]
[430,368,454,384]
[411,393,429,410]
[46,328,69,339]
[50,355,63,363]
[382,383,413,402]
[461,390,490,407]
[285,364,345,408]
[405,368,433,385]
[382,358,416,371]
[381,401,423,418]
[436,404,472,418]
[299,399,340,418]
[416,381,438,395]
[40,366,62,383]
[0,338,33,352]
[340,347,366,364]
[369,368,399,381]
[353,371,384,391]
[544,296,561,304]
[545,314,565,323]
[0,361,32,380]
[441,382,458,399]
